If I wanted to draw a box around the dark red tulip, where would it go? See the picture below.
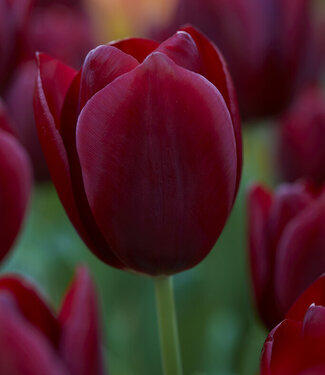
[278,86,325,186]
[34,27,242,275]
[151,0,322,121]
[0,267,106,375]
[0,100,31,262]
[261,274,325,375]
[248,182,325,329]
[1,0,95,181]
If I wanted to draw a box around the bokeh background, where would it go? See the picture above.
[1,0,325,374]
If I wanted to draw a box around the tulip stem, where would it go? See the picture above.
[154,276,183,375]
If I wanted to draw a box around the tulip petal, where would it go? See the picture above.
[302,304,325,340]
[0,276,60,348]
[79,45,139,108]
[0,100,15,135]
[275,198,325,315]
[181,25,242,195]
[110,37,159,62]
[156,31,202,73]
[287,274,325,321]
[0,129,31,261]
[59,267,105,375]
[34,53,123,268]
[77,52,237,275]
[0,294,69,375]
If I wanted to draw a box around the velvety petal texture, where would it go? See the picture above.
[278,86,325,185]
[247,182,325,329]
[261,275,325,375]
[34,28,242,275]
[0,267,106,375]
[150,0,323,121]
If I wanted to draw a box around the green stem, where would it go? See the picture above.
[154,276,183,375]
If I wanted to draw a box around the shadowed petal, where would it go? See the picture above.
[110,37,159,62]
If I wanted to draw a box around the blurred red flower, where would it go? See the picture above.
[0,267,106,374]
[0,0,95,180]
[278,86,325,186]
[261,274,325,375]
[34,26,242,275]
[0,100,31,262]
[247,182,325,329]
[151,0,324,121]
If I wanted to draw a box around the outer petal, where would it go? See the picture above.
[275,198,325,315]
[0,294,69,375]
[34,53,123,268]
[0,129,31,261]
[287,274,325,321]
[59,267,106,375]
[247,184,279,328]
[181,25,242,195]
[77,52,237,275]
[79,45,139,108]
[110,37,159,62]
[0,276,60,347]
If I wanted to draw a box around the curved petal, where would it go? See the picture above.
[77,52,237,275]
[181,25,242,196]
[302,304,325,340]
[79,45,139,108]
[59,267,106,375]
[0,294,69,375]
[0,276,60,348]
[0,129,31,262]
[275,198,325,315]
[110,37,159,62]
[0,100,15,135]
[287,274,325,321]
[156,31,202,73]
[34,53,123,268]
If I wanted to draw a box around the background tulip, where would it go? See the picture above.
[278,86,325,186]
[0,0,96,180]
[248,182,325,329]
[34,26,242,276]
[150,0,323,121]
[0,101,31,262]
[0,267,106,374]
[260,274,325,375]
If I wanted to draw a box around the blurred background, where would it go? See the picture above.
[1,0,325,374]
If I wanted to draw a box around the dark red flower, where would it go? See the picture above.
[151,0,323,121]
[278,86,325,186]
[247,182,325,329]
[0,100,31,262]
[261,274,325,375]
[0,267,106,374]
[34,27,242,275]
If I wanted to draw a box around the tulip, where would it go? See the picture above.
[260,274,325,375]
[278,86,325,186]
[0,100,31,262]
[247,182,325,329]
[0,267,106,374]
[151,0,322,121]
[34,26,242,276]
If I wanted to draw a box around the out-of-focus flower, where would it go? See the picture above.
[151,0,323,121]
[0,100,31,262]
[248,182,325,329]
[34,27,242,275]
[278,86,325,186]
[1,0,96,181]
[260,274,325,375]
[0,267,106,374]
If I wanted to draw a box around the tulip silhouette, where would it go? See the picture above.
[34,26,242,276]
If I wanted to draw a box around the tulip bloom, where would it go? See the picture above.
[152,0,322,120]
[278,86,325,186]
[0,267,106,374]
[34,27,242,275]
[261,274,325,375]
[0,101,31,261]
[248,182,325,329]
